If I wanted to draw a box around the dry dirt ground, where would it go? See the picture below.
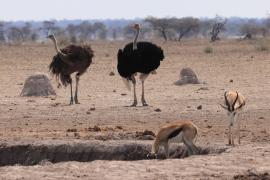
[0,39,270,179]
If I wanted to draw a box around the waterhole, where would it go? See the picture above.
[0,141,227,166]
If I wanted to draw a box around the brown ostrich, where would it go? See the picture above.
[47,34,94,104]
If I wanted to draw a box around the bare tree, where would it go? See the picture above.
[21,22,32,41]
[92,22,107,39]
[240,22,268,39]
[241,22,261,39]
[145,17,172,41]
[264,13,270,30]
[31,33,39,42]
[42,20,56,35]
[112,28,117,40]
[123,24,135,39]
[0,21,6,43]
[7,26,23,42]
[199,20,212,38]
[261,16,270,37]
[171,17,200,41]
[78,21,94,42]
[210,16,227,42]
[66,24,79,43]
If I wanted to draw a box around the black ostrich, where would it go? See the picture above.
[47,34,94,105]
[117,24,164,106]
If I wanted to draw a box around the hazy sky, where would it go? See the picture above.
[1,0,270,21]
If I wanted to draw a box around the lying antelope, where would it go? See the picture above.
[220,90,246,145]
[148,120,199,159]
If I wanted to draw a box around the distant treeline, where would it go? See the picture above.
[0,16,269,43]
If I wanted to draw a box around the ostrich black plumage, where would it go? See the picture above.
[48,34,94,105]
[117,24,164,106]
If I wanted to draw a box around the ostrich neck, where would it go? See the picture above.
[52,38,66,57]
[51,37,71,65]
[133,28,139,50]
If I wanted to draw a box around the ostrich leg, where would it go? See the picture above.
[69,78,74,105]
[74,73,80,104]
[140,73,149,106]
[130,75,137,107]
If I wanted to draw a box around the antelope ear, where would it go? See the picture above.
[219,103,227,110]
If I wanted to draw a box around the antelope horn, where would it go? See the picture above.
[232,91,239,111]
[219,103,228,109]
[235,99,245,111]
[224,91,231,111]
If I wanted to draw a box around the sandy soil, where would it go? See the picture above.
[0,143,269,180]
[0,39,270,179]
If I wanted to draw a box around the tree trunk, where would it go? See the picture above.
[161,29,167,41]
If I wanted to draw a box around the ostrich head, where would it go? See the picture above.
[47,34,55,41]
[133,24,140,30]
[46,34,67,56]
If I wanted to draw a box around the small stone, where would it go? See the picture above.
[23,115,31,118]
[154,108,161,112]
[229,79,233,83]
[116,126,123,130]
[88,125,101,132]
[109,72,115,76]
[74,132,80,138]
[197,105,202,110]
[67,128,77,132]
[197,87,209,91]
[143,130,156,137]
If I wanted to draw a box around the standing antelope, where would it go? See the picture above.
[220,91,246,145]
[148,120,199,159]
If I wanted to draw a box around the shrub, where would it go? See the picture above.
[204,46,213,54]
[256,43,268,51]
[255,39,269,52]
